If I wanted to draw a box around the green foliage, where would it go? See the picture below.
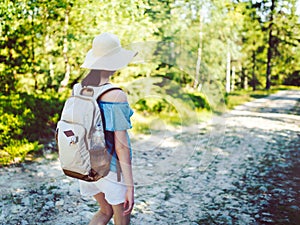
[186,92,211,110]
[238,0,300,90]
[128,76,211,134]
[2,0,300,93]
[0,92,63,142]
[0,140,40,165]
[0,92,63,165]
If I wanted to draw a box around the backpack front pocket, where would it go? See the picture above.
[57,120,90,175]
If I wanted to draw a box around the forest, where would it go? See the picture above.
[1,0,300,165]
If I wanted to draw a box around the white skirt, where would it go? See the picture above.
[79,171,127,205]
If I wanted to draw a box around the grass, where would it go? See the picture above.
[225,85,300,110]
[131,109,212,135]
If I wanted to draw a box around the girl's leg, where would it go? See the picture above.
[112,203,131,225]
[89,192,113,225]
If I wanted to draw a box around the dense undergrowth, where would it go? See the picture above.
[0,92,65,165]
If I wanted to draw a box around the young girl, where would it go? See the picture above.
[78,33,136,225]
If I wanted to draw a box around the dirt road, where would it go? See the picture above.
[1,90,299,225]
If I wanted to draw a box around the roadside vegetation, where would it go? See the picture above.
[1,85,299,166]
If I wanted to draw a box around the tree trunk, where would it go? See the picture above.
[244,71,248,90]
[59,7,71,93]
[45,34,55,89]
[226,51,231,93]
[252,49,256,91]
[231,65,235,91]
[31,11,38,91]
[266,0,275,90]
[194,13,203,89]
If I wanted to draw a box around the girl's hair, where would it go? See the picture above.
[81,70,101,87]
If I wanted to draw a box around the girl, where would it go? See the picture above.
[79,32,136,225]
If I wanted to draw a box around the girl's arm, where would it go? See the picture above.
[114,130,134,215]
[101,89,134,215]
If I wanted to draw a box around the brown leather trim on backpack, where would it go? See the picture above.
[63,169,103,182]
[55,128,58,143]
[116,160,121,182]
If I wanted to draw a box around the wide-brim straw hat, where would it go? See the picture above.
[81,32,137,71]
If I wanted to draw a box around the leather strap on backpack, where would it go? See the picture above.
[116,160,121,182]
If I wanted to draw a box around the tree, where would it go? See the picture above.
[0,0,34,94]
[249,0,300,89]
[239,1,265,90]
[265,0,276,90]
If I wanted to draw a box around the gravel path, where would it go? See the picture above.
[1,90,300,225]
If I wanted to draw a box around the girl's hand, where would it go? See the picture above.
[123,187,134,216]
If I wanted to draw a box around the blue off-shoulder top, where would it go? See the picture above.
[98,101,133,173]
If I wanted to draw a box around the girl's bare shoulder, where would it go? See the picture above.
[101,88,127,103]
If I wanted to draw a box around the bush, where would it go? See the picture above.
[284,71,300,86]
[131,86,210,131]
[0,140,40,165]
[0,92,64,165]
[186,92,210,110]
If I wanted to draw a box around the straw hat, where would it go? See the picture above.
[81,32,137,71]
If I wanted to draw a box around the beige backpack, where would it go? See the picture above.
[56,83,120,182]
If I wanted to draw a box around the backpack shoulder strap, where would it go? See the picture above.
[93,83,122,101]
[72,83,121,99]
[72,83,82,96]
[92,84,123,182]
